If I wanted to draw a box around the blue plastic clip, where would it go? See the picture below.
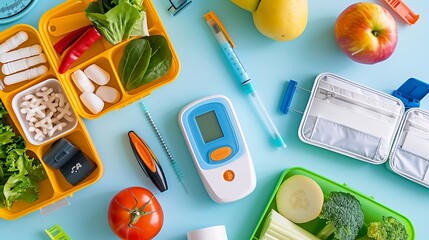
[168,0,192,16]
[392,78,429,109]
[280,80,298,114]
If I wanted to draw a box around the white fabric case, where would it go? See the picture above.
[298,72,429,188]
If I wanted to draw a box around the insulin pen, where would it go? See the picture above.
[204,11,286,148]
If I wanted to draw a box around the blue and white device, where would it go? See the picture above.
[179,95,256,203]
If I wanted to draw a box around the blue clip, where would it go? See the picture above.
[392,78,429,109]
[280,80,298,114]
[168,0,192,16]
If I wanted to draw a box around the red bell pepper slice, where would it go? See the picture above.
[58,26,101,74]
[54,25,92,55]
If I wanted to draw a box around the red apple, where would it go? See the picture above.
[334,2,398,64]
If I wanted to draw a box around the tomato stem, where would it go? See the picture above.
[118,191,158,226]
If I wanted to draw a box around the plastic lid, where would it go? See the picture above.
[392,78,429,109]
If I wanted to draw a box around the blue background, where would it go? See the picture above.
[1,0,428,239]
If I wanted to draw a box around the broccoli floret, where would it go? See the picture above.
[316,191,364,240]
[357,216,408,240]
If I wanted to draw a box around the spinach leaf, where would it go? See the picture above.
[119,38,152,91]
[119,35,173,91]
[141,35,172,84]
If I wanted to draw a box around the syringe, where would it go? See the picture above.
[140,102,189,194]
[204,11,286,148]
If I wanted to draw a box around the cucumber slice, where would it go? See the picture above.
[276,175,324,223]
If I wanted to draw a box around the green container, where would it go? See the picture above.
[250,167,415,240]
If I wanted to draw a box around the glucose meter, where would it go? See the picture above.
[178,95,256,203]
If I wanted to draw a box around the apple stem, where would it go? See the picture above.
[372,30,380,38]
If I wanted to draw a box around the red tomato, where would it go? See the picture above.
[108,187,164,240]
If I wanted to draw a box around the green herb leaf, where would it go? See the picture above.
[119,38,152,91]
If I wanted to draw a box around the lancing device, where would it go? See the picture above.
[179,95,256,203]
[128,130,168,192]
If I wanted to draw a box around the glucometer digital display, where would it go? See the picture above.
[195,110,224,143]
[179,95,256,203]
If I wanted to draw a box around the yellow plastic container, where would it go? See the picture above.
[0,0,179,220]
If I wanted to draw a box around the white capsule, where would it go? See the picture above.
[2,53,47,75]
[95,86,120,104]
[71,69,95,93]
[0,44,42,64]
[0,44,42,63]
[80,92,104,114]
[4,65,48,85]
[84,64,110,85]
[0,31,28,55]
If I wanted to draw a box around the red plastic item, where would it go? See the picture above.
[383,0,419,25]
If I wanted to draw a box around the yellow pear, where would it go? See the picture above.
[231,0,308,41]
[231,0,260,12]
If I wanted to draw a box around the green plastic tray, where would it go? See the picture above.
[250,167,415,240]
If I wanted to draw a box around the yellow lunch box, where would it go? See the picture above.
[0,0,179,220]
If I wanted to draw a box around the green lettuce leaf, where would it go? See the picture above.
[0,186,5,208]
[85,0,147,45]
[0,100,46,209]
[0,124,15,146]
[3,173,38,209]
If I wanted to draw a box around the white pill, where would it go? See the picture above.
[4,65,48,85]
[80,92,104,114]
[0,44,42,63]
[95,86,120,104]
[0,31,28,55]
[71,69,95,93]
[2,53,47,75]
[84,64,110,85]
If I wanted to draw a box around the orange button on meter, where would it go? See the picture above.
[210,146,232,161]
[223,170,235,181]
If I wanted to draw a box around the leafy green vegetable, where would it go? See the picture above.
[119,38,152,90]
[85,0,148,45]
[259,209,320,240]
[119,35,172,91]
[357,216,408,240]
[142,35,172,83]
[0,100,46,209]
[316,191,364,240]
